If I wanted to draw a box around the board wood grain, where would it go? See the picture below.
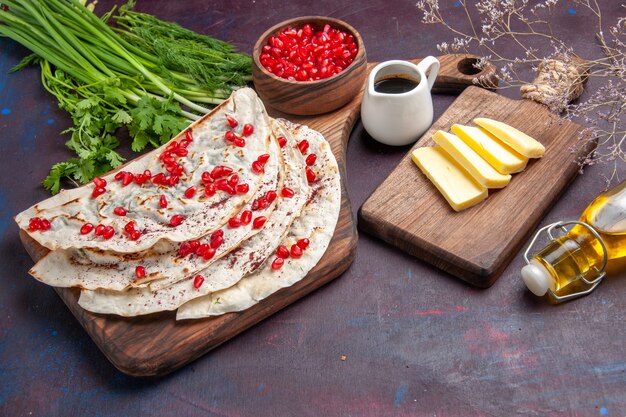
[358,86,593,288]
[20,54,494,376]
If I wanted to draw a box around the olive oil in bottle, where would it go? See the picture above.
[522,180,626,301]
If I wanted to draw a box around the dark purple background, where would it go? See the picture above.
[1,1,624,416]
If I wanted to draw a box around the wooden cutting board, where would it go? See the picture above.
[20,54,494,377]
[358,86,592,288]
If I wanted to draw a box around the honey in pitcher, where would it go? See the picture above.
[522,180,626,300]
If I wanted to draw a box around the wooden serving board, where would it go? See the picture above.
[359,86,592,288]
[20,54,493,377]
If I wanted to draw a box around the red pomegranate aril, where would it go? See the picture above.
[195,244,210,257]
[242,124,254,136]
[166,141,179,152]
[130,230,141,241]
[180,139,191,149]
[94,224,105,236]
[281,187,295,198]
[233,137,246,147]
[211,229,224,240]
[92,186,106,198]
[204,184,216,197]
[93,177,106,188]
[40,219,51,231]
[152,173,165,185]
[179,241,192,257]
[277,136,287,147]
[251,199,260,210]
[306,167,316,183]
[185,129,194,142]
[210,236,224,249]
[297,140,309,154]
[228,174,239,186]
[252,161,264,174]
[224,130,236,142]
[211,165,232,179]
[265,190,277,203]
[80,223,94,235]
[257,154,270,164]
[114,171,125,181]
[290,244,303,258]
[235,183,249,194]
[103,226,115,240]
[240,210,252,225]
[113,207,127,216]
[296,238,310,249]
[135,266,146,279]
[163,154,176,165]
[159,194,167,208]
[228,217,242,228]
[170,214,185,227]
[193,274,205,289]
[226,115,239,128]
[201,172,214,184]
[185,186,197,199]
[202,247,216,261]
[189,240,200,251]
[176,148,188,157]
[169,175,180,186]
[306,154,317,166]
[122,172,134,186]
[271,257,284,270]
[124,221,135,233]
[258,197,270,209]
[276,245,290,258]
[134,174,148,185]
[252,216,267,229]
[28,217,42,231]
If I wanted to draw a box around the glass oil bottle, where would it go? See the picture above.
[521,180,626,302]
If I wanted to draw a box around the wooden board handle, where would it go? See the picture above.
[407,54,497,95]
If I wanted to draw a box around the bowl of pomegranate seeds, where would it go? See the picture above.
[252,16,367,115]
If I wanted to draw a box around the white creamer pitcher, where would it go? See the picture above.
[361,57,440,146]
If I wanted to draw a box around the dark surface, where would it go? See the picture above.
[1,1,624,416]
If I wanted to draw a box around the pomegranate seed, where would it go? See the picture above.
[252,161,264,173]
[189,240,200,251]
[195,244,210,257]
[297,140,309,154]
[296,238,310,249]
[122,172,134,186]
[80,223,94,235]
[211,229,223,240]
[306,154,317,166]
[235,183,249,194]
[211,165,232,179]
[124,221,135,233]
[290,244,303,258]
[170,214,185,227]
[135,266,146,279]
[257,154,270,164]
[202,247,216,261]
[169,175,180,186]
[167,141,179,152]
[233,137,246,147]
[180,139,191,149]
[40,219,51,231]
[113,207,127,216]
[103,226,115,240]
[159,195,167,208]
[228,174,239,186]
[241,210,252,225]
[226,115,238,128]
[152,173,165,185]
[278,136,287,147]
[210,236,224,249]
[224,131,236,142]
[228,217,242,228]
[92,186,106,198]
[130,230,141,240]
[276,245,290,258]
[242,124,254,136]
[185,129,194,142]
[204,184,216,197]
[201,172,213,184]
[179,242,193,257]
[94,224,105,236]
[28,218,42,231]
[306,167,316,183]
[134,174,148,185]
[251,199,260,210]
[281,187,295,198]
[193,275,205,289]
[257,197,270,209]
[185,186,197,199]
[114,171,125,181]
[266,190,277,203]
[252,216,267,229]
[176,148,188,157]
[93,177,106,188]
[271,257,284,270]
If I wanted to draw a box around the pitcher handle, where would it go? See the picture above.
[417,56,440,91]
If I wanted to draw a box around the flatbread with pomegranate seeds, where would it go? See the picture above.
[28,131,285,291]
[177,121,340,319]
[16,88,270,253]
[77,119,311,316]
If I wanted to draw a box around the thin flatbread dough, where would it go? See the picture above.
[177,121,340,319]
[29,133,284,291]
[77,119,310,316]
[15,88,269,253]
